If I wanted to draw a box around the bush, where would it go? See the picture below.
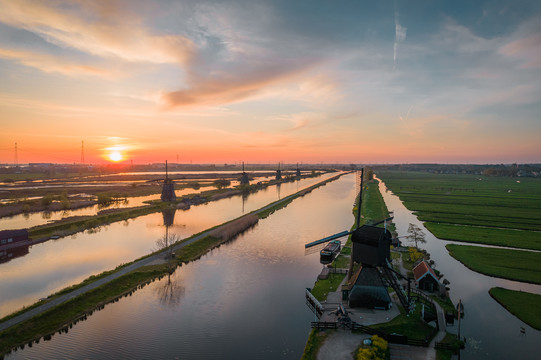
[41,195,53,207]
[408,247,424,263]
[356,335,388,360]
[97,193,112,205]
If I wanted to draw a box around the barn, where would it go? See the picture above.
[413,260,443,293]
[0,229,29,247]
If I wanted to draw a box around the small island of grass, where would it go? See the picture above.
[489,287,541,330]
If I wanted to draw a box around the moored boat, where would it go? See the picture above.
[320,240,341,263]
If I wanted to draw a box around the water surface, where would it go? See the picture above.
[6,174,356,359]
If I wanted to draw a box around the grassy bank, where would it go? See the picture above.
[369,303,436,342]
[489,287,541,330]
[446,244,541,284]
[0,265,166,356]
[310,273,347,302]
[425,223,541,251]
[28,204,164,239]
[301,329,330,360]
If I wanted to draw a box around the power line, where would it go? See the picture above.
[81,140,85,165]
[14,142,18,167]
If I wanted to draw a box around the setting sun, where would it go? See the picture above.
[108,151,123,162]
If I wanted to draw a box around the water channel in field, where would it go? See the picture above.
[376,176,541,360]
[5,173,357,359]
[0,173,337,318]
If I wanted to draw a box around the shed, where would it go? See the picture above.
[413,260,442,293]
[0,229,29,247]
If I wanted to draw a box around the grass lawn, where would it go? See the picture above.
[489,287,541,330]
[377,171,541,236]
[446,244,541,284]
[370,303,436,341]
[301,329,330,360]
[425,223,541,250]
[310,273,347,302]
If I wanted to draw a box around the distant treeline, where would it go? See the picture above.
[371,163,541,177]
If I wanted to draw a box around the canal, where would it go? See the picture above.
[376,176,541,360]
[0,173,336,318]
[6,173,357,359]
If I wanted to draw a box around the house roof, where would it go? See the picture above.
[413,260,440,283]
[0,229,28,239]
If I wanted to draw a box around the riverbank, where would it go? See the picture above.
[446,244,541,284]
[0,172,345,356]
[488,287,541,330]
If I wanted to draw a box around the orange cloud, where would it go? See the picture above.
[0,48,116,77]
[161,62,317,108]
[0,0,195,65]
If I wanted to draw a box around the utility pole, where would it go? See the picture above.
[14,142,18,168]
[81,140,85,165]
[348,168,364,280]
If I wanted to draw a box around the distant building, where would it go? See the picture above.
[0,229,29,248]
[413,260,443,293]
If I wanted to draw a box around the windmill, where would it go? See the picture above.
[161,160,177,202]
[304,168,412,312]
[239,162,250,185]
[275,162,282,180]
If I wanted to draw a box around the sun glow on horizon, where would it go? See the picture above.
[103,145,127,163]
[108,151,123,162]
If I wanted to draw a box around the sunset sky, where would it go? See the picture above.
[0,0,540,164]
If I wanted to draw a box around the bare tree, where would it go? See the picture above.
[155,232,182,274]
[406,223,426,249]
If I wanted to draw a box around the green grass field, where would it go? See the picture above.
[376,171,541,249]
[425,223,541,250]
[489,287,541,330]
[446,244,541,284]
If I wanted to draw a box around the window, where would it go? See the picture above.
[1,239,6,244]
[7,238,13,243]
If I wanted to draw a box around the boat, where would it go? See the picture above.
[320,240,341,264]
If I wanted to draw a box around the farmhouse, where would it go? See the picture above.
[413,260,443,294]
[0,229,29,248]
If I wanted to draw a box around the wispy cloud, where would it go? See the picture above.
[499,33,541,68]
[0,47,118,78]
[0,0,196,64]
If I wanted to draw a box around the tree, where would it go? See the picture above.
[406,223,426,249]
[155,232,181,274]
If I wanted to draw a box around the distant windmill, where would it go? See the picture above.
[304,168,412,311]
[275,162,282,180]
[240,162,250,185]
[161,160,176,202]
